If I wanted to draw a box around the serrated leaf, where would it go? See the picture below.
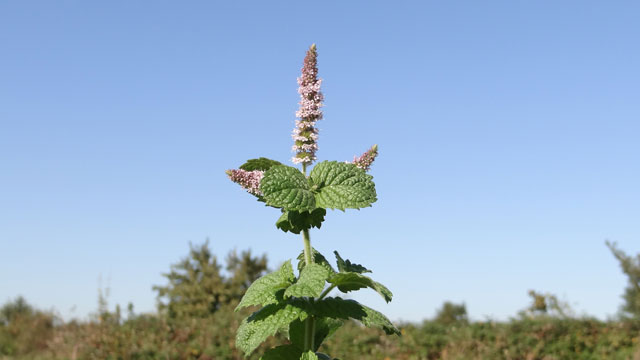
[289,317,344,352]
[334,251,371,274]
[328,272,393,303]
[312,297,400,336]
[297,248,336,275]
[236,299,309,355]
[236,261,295,310]
[309,161,377,210]
[260,344,302,360]
[276,209,326,234]
[261,165,315,211]
[300,351,318,360]
[284,263,329,299]
[240,157,283,171]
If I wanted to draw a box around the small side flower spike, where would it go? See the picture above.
[352,144,379,172]
[226,169,264,196]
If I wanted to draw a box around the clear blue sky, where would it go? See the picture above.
[1,1,639,323]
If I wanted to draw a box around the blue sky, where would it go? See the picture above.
[1,1,639,322]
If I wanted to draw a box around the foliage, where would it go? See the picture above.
[607,241,640,319]
[2,297,640,360]
[433,301,468,325]
[153,240,267,319]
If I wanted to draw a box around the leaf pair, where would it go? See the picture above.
[260,161,377,212]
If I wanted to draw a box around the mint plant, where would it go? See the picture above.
[226,44,398,360]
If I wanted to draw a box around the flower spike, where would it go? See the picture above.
[226,169,264,196]
[292,44,323,166]
[351,144,379,172]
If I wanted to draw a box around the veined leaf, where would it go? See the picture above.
[240,157,283,171]
[312,297,399,335]
[236,261,295,310]
[261,165,315,211]
[276,208,326,234]
[328,272,393,303]
[284,263,329,299]
[297,248,336,275]
[309,161,376,210]
[236,299,309,355]
[260,344,302,360]
[334,251,371,274]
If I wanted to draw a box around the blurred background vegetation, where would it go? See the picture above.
[2,241,639,360]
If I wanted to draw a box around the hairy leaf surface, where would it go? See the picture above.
[297,248,336,275]
[236,261,295,310]
[240,157,283,171]
[334,251,371,274]
[300,351,319,360]
[312,297,399,335]
[276,209,326,234]
[309,161,377,210]
[236,300,309,355]
[328,272,392,303]
[261,165,315,211]
[284,263,330,299]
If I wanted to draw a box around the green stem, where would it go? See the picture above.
[301,228,315,351]
[318,284,336,300]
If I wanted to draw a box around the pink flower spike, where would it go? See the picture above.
[291,44,323,166]
[351,144,379,172]
[226,169,264,196]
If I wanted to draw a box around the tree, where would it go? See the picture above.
[606,241,640,319]
[434,301,468,325]
[153,240,268,319]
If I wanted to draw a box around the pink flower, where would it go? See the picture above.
[351,144,378,172]
[292,44,323,165]
[226,169,264,196]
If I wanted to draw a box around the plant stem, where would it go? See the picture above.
[301,228,315,351]
[318,284,336,300]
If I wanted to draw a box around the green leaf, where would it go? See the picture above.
[276,209,326,234]
[236,261,295,310]
[300,351,318,360]
[260,344,302,360]
[236,299,309,355]
[261,165,315,211]
[289,317,344,352]
[284,263,330,299]
[309,161,377,210]
[312,297,400,336]
[297,248,336,275]
[334,251,371,274]
[240,157,283,171]
[328,272,393,303]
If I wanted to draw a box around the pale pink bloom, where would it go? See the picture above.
[291,44,323,165]
[226,169,264,196]
[351,145,379,172]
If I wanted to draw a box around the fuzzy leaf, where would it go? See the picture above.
[328,272,393,303]
[334,251,371,274]
[297,249,336,275]
[236,300,309,355]
[312,297,399,335]
[240,157,283,171]
[284,263,330,299]
[261,165,315,211]
[309,161,377,210]
[236,261,295,310]
[289,317,344,352]
[260,344,302,360]
[300,351,318,360]
[276,209,326,234]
